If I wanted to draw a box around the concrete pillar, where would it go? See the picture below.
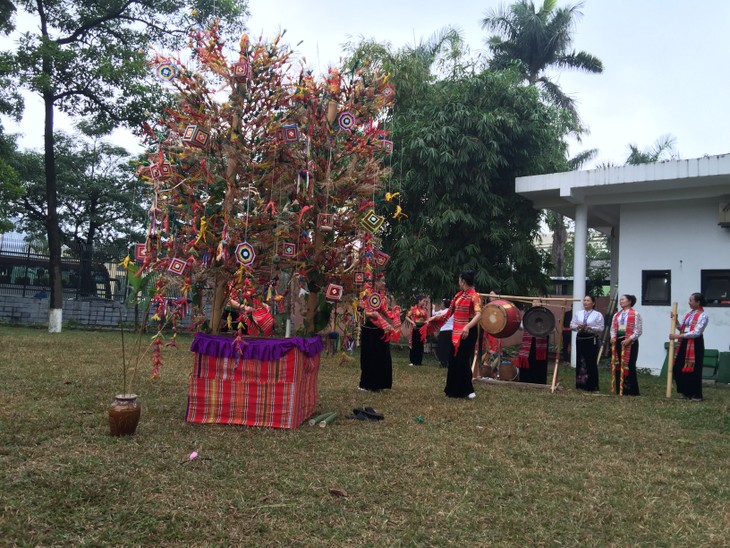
[572,203,588,366]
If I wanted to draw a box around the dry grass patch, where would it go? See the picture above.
[0,327,728,546]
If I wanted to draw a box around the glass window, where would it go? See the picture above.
[701,270,730,307]
[642,270,671,306]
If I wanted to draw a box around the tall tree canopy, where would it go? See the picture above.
[347,34,571,301]
[2,0,247,331]
[481,0,602,129]
[10,132,146,295]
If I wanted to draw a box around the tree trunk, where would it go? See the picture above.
[44,88,63,332]
[209,270,228,335]
[550,213,568,277]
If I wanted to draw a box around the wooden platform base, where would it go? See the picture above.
[474,377,563,392]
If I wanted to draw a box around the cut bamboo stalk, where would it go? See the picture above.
[308,412,334,426]
[319,412,338,428]
[550,300,567,393]
[666,302,678,399]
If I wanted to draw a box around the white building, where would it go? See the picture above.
[516,154,730,372]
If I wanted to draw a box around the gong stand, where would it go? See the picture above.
[476,293,577,393]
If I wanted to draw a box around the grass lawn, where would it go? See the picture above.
[1,327,728,546]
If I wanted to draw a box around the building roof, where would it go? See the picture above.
[515,153,730,231]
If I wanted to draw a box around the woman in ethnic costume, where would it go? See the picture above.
[609,294,642,396]
[515,301,549,385]
[406,296,429,366]
[421,271,482,399]
[669,292,709,401]
[571,295,605,391]
[359,285,401,392]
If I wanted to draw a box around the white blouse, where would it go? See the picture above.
[570,309,604,335]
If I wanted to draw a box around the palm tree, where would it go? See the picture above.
[625,134,678,165]
[481,0,603,128]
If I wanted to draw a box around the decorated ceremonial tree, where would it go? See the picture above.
[136,23,397,335]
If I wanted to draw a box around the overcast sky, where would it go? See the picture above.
[5,0,730,168]
[245,0,730,166]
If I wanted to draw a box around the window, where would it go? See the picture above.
[701,270,730,307]
[642,270,671,306]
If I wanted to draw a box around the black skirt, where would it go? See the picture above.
[359,320,392,391]
[444,328,476,398]
[673,336,704,400]
[575,335,600,391]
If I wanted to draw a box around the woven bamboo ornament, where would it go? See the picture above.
[353,271,365,285]
[182,124,210,148]
[232,61,251,81]
[156,63,177,82]
[134,243,147,262]
[360,210,385,233]
[234,242,256,266]
[373,250,390,268]
[282,242,296,258]
[281,124,300,143]
[317,213,334,231]
[337,111,356,131]
[325,283,344,301]
[168,257,187,275]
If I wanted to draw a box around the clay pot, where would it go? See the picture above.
[108,394,141,437]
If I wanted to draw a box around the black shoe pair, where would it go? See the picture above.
[347,406,384,421]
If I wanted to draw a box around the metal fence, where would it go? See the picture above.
[0,236,129,302]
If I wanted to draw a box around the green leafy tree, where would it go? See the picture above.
[4,0,247,331]
[10,132,147,295]
[0,130,23,232]
[563,229,610,296]
[481,0,603,129]
[347,33,572,300]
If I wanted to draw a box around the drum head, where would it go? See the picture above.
[523,306,555,337]
[480,302,507,334]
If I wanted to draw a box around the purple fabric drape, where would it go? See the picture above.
[191,333,324,360]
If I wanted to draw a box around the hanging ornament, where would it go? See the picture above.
[150,161,173,180]
[360,210,385,233]
[234,242,256,266]
[367,292,383,311]
[382,140,394,154]
[373,251,390,268]
[382,83,396,100]
[325,283,344,301]
[337,111,356,132]
[168,257,187,275]
[232,61,251,81]
[182,124,210,148]
[354,271,365,286]
[317,213,334,231]
[156,63,177,82]
[282,242,297,258]
[281,124,300,143]
[134,243,148,262]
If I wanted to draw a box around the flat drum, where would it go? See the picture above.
[479,299,521,338]
[523,306,555,337]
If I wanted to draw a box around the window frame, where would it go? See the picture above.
[641,269,671,306]
[701,269,730,307]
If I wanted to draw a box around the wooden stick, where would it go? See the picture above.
[478,293,581,302]
[550,300,567,393]
[597,285,618,363]
[665,302,678,399]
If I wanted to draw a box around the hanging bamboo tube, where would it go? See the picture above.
[550,300,568,393]
[665,302,678,399]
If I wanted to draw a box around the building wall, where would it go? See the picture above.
[619,199,730,372]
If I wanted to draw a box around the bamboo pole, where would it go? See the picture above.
[665,302,678,399]
[550,300,567,393]
[478,293,581,302]
[597,285,618,363]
